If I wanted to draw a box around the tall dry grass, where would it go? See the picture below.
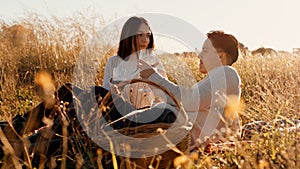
[0,13,116,116]
[0,13,299,168]
[235,53,300,123]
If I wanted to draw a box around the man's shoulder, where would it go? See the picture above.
[217,65,237,71]
[214,66,239,75]
[211,66,241,82]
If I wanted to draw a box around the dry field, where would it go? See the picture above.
[0,14,299,168]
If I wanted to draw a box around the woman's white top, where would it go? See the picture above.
[103,51,166,90]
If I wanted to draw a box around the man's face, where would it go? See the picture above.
[197,39,219,73]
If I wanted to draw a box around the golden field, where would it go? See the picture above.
[0,14,299,168]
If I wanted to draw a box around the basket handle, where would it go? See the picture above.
[99,78,188,126]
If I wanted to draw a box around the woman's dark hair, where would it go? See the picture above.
[207,31,239,64]
[117,16,155,59]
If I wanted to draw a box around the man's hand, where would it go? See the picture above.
[138,60,155,79]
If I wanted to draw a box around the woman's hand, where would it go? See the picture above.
[138,60,155,79]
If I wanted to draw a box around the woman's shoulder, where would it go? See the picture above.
[106,55,123,64]
[107,55,121,61]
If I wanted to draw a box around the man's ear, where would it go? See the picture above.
[219,52,228,65]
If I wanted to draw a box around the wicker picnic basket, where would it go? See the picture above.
[98,78,191,169]
[117,124,191,169]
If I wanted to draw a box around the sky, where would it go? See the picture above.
[1,0,300,52]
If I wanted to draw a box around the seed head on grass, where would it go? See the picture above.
[34,71,55,109]
[224,95,243,121]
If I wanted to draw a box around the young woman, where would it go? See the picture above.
[103,16,167,109]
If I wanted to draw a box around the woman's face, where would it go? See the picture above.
[134,23,151,51]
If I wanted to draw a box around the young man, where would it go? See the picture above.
[139,31,241,149]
